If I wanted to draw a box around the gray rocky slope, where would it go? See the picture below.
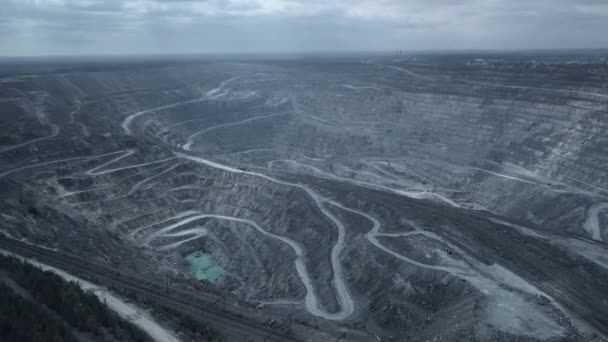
[1,53,607,341]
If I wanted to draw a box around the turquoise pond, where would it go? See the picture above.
[185,251,224,282]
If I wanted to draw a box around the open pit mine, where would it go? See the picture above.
[1,52,608,341]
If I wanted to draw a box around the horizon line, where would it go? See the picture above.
[1,47,608,60]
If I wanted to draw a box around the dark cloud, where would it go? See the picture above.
[0,0,607,56]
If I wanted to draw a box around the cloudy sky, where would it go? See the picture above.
[1,0,607,56]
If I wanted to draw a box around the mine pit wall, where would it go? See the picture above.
[1,62,607,258]
[1,60,608,340]
[297,68,608,236]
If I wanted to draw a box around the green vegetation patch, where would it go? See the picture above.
[0,255,151,342]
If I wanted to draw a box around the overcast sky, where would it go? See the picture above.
[1,0,607,56]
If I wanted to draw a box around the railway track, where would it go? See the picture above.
[0,236,306,342]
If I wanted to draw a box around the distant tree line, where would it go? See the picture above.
[0,283,76,342]
[0,255,150,342]
[0,254,226,342]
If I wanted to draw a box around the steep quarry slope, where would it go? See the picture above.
[1,55,608,341]
[182,59,608,241]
